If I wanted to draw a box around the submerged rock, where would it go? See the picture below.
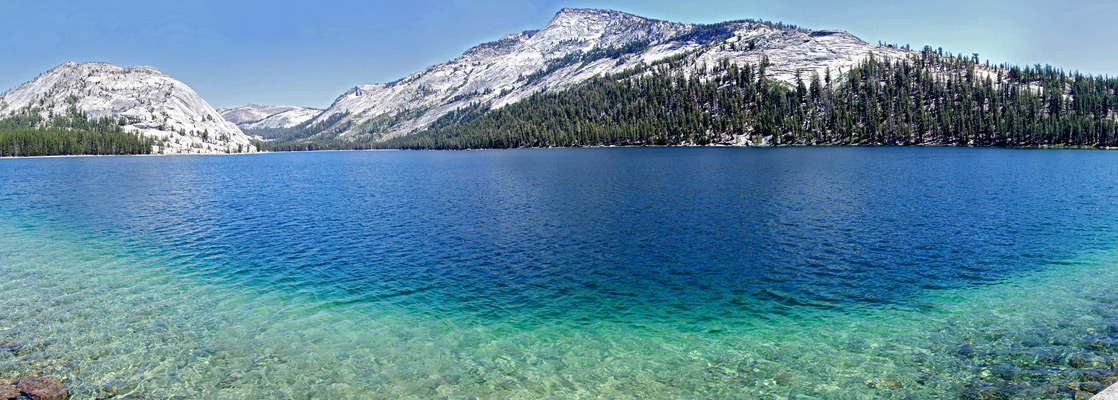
[772,370,794,386]
[864,378,903,389]
[1080,369,1117,385]
[16,376,68,400]
[1078,382,1108,393]
[217,374,240,389]
[958,384,1013,400]
[94,385,119,400]
[957,343,977,358]
[0,340,19,354]
[1084,336,1118,353]
[1067,353,1108,369]
[0,384,19,399]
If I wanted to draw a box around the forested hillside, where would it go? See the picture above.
[365,47,1118,150]
[0,106,156,157]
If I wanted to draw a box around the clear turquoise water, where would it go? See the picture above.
[1,147,1117,399]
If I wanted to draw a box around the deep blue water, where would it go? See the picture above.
[2,147,1118,398]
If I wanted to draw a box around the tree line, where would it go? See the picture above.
[368,47,1118,150]
[0,107,156,157]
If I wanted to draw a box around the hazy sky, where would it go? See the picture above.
[1,0,1115,109]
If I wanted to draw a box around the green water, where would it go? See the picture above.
[2,148,1117,399]
[1,215,1116,399]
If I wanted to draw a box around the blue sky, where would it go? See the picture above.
[2,0,1115,109]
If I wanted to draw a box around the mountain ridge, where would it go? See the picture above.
[218,104,321,131]
[0,61,257,154]
[291,8,906,143]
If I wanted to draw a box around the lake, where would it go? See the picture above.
[1,147,1117,399]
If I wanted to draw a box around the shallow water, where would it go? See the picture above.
[1,147,1117,399]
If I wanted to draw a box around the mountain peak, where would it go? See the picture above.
[547,8,644,27]
[125,65,163,75]
[48,62,165,77]
[554,7,607,16]
[49,61,84,73]
[534,7,679,50]
[553,8,632,18]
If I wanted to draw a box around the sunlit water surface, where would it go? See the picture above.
[1,148,1117,399]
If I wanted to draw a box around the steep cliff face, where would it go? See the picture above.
[306,8,908,141]
[0,62,257,154]
[218,104,321,131]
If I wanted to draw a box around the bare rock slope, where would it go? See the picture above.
[307,8,908,141]
[218,104,321,131]
[0,62,257,154]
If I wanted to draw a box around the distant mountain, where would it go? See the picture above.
[218,104,321,131]
[0,62,257,154]
[11,8,1111,155]
[299,8,907,142]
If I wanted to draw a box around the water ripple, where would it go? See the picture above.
[0,148,1116,398]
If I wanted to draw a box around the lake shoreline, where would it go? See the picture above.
[3,141,1117,159]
